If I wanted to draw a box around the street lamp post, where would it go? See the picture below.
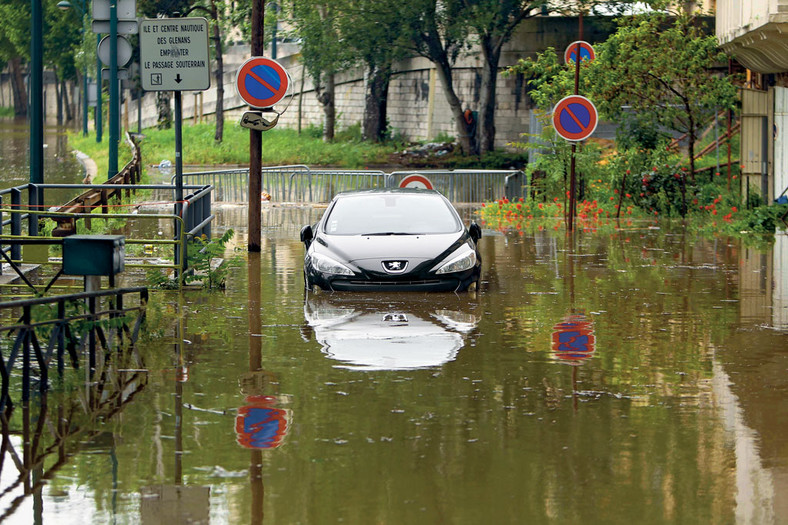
[57,0,89,137]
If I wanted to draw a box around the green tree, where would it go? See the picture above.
[336,0,408,143]
[401,0,476,153]
[585,11,737,179]
[0,0,32,115]
[288,0,353,141]
[465,0,545,154]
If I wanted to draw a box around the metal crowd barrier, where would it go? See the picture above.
[179,166,388,203]
[179,166,525,204]
[387,170,525,203]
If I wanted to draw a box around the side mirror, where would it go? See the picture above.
[300,225,314,248]
[469,222,482,243]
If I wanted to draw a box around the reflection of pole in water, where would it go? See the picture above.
[248,252,264,522]
[249,253,262,372]
[251,449,264,525]
[175,291,185,486]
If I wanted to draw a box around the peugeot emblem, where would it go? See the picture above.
[382,260,408,274]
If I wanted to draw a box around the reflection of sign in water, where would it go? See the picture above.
[551,314,595,363]
[235,396,290,449]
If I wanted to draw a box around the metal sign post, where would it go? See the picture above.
[554,29,596,232]
[139,16,211,267]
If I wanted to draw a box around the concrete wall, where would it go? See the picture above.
[3,16,615,149]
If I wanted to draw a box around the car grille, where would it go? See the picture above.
[348,279,444,287]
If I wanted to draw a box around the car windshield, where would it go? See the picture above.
[323,193,462,235]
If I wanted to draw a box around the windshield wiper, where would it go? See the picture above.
[362,231,421,236]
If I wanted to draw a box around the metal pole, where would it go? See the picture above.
[30,0,44,209]
[568,37,581,233]
[96,33,103,142]
[109,0,119,176]
[174,91,184,270]
[248,0,264,252]
[81,0,88,136]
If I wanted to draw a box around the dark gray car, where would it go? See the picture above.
[300,189,482,292]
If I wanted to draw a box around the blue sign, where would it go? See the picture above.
[236,57,290,109]
[552,95,598,142]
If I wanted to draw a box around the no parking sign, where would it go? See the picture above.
[552,95,598,142]
[564,41,596,65]
[236,57,290,109]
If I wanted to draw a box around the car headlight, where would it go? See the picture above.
[434,245,477,274]
[309,252,354,275]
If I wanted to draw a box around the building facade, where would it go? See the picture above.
[717,0,788,204]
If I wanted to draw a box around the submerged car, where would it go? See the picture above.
[300,189,482,292]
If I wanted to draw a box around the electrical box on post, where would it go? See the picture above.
[63,235,125,276]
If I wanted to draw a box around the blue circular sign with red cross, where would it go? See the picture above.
[236,57,290,109]
[564,41,596,65]
[552,95,598,142]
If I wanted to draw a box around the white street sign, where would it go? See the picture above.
[92,20,139,35]
[97,35,133,68]
[139,18,211,92]
[93,0,136,21]
[92,0,138,34]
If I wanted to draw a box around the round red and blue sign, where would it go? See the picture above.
[399,174,434,190]
[552,95,598,142]
[564,41,596,65]
[236,57,290,109]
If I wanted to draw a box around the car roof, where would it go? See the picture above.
[332,188,443,199]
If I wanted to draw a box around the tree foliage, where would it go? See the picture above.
[585,12,737,176]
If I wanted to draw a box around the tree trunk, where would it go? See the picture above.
[63,79,74,122]
[362,63,391,143]
[317,72,335,142]
[10,58,27,117]
[433,59,472,155]
[210,0,224,143]
[156,91,173,129]
[54,67,63,125]
[479,36,502,154]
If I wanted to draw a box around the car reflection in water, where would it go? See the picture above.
[303,294,480,371]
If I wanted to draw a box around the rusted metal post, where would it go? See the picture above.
[248,0,264,252]
[568,15,583,233]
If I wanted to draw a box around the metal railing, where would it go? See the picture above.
[176,165,389,203]
[1,183,214,279]
[387,170,525,203]
[177,166,524,204]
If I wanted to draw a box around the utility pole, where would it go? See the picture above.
[248,0,264,252]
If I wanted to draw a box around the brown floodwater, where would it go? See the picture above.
[1,205,786,524]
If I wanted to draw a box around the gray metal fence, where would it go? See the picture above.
[387,170,525,203]
[179,166,526,204]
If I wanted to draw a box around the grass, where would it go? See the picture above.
[68,121,399,180]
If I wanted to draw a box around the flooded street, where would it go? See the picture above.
[3,204,785,524]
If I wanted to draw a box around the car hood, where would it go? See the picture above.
[316,232,464,263]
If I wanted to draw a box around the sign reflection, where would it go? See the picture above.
[303,294,480,371]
